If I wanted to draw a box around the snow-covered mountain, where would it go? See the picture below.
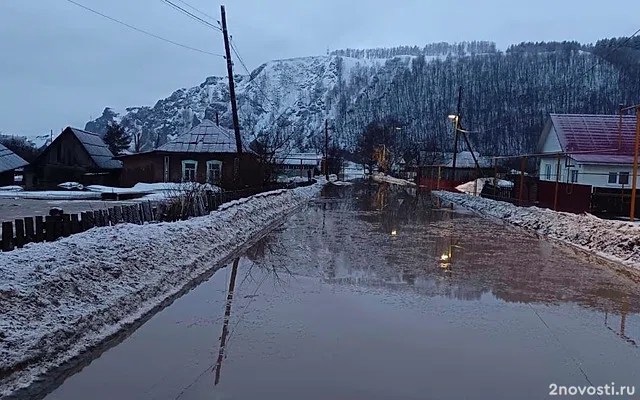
[85,40,640,155]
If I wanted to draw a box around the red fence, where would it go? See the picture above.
[536,180,592,213]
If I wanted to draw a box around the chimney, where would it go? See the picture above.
[215,113,219,126]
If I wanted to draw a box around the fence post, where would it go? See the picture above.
[35,216,44,242]
[14,219,25,248]
[114,206,122,224]
[45,216,55,242]
[519,156,527,206]
[71,214,81,233]
[108,208,116,226]
[2,221,14,251]
[61,214,72,237]
[24,217,35,244]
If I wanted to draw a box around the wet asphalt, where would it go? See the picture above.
[25,183,640,399]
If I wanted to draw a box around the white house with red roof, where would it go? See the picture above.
[537,114,639,189]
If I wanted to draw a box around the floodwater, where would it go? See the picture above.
[21,183,640,399]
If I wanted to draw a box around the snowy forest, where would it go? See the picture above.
[84,38,640,158]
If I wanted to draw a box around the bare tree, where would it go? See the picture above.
[248,124,296,183]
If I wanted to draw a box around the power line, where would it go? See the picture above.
[159,0,222,31]
[172,0,218,24]
[230,38,280,111]
[64,0,224,57]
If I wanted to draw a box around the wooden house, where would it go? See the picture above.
[25,127,122,189]
[117,120,264,189]
[537,113,639,215]
[0,143,28,186]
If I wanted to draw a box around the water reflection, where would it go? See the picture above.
[280,183,640,321]
[214,258,239,386]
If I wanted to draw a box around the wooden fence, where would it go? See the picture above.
[0,182,310,252]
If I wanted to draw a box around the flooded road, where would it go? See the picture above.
[30,183,640,399]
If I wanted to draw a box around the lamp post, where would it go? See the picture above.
[448,114,460,183]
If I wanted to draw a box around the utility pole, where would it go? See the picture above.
[325,119,330,180]
[220,5,242,154]
[451,86,462,182]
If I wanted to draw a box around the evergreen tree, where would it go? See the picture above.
[103,122,131,155]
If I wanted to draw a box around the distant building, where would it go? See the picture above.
[416,151,494,189]
[536,113,640,215]
[537,113,638,188]
[25,127,122,189]
[117,119,264,189]
[0,143,28,186]
[275,152,323,177]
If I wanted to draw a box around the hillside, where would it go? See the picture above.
[85,39,640,156]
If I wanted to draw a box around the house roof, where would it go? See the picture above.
[443,151,492,168]
[542,114,638,164]
[67,127,123,169]
[0,143,28,173]
[277,152,323,166]
[157,120,243,153]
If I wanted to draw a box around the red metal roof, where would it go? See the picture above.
[551,114,639,164]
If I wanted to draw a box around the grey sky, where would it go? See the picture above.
[0,0,638,138]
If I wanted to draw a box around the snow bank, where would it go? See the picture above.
[373,173,416,187]
[456,178,513,196]
[58,182,84,190]
[433,191,640,272]
[0,186,23,192]
[0,191,101,200]
[0,181,325,396]
[86,182,222,195]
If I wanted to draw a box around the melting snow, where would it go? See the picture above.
[434,191,640,274]
[0,181,325,396]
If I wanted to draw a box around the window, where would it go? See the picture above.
[619,172,630,185]
[206,160,223,185]
[545,164,552,180]
[181,160,198,182]
[608,172,617,184]
[570,170,578,183]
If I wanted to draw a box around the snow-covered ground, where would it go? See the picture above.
[343,161,365,181]
[372,172,416,187]
[0,181,325,396]
[433,191,640,273]
[456,178,514,196]
[0,191,102,200]
[0,183,221,202]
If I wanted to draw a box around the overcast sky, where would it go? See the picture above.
[1,0,638,138]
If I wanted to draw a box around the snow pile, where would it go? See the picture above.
[331,181,354,186]
[343,161,365,181]
[433,191,640,271]
[86,182,222,195]
[373,173,416,187]
[0,186,23,192]
[0,181,324,396]
[57,182,84,190]
[0,191,101,200]
[456,178,513,196]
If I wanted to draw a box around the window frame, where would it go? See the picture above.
[619,171,630,185]
[570,169,579,183]
[181,159,198,182]
[206,160,223,185]
[608,172,618,184]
